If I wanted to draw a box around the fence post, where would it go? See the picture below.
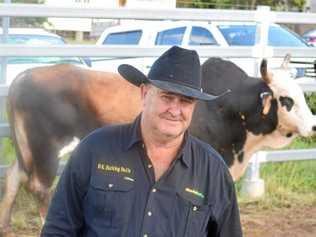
[252,5,274,77]
[241,152,265,198]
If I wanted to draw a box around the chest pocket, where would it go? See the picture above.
[177,191,213,237]
[85,174,135,228]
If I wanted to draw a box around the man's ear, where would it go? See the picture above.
[140,84,150,101]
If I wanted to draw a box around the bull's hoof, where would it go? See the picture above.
[0,227,15,237]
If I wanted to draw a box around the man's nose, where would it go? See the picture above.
[167,99,182,116]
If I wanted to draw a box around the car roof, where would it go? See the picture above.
[211,21,279,27]
[0,28,62,38]
[101,20,211,32]
[303,28,316,36]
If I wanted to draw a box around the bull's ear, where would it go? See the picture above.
[281,53,291,69]
[260,59,273,84]
[260,91,273,116]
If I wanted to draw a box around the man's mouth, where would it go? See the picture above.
[161,115,181,122]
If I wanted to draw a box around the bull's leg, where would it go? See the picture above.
[28,175,53,225]
[27,154,59,227]
[0,161,27,236]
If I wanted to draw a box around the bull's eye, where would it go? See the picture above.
[286,132,293,138]
[279,96,294,112]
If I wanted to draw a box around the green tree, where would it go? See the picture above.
[177,0,306,11]
[0,0,47,27]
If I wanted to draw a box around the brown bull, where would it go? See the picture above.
[0,57,315,235]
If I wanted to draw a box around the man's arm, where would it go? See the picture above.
[41,142,92,236]
[214,170,243,237]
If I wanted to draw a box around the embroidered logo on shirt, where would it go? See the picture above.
[97,162,132,174]
[185,187,205,199]
[123,176,135,182]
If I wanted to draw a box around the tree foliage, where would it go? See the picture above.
[176,0,306,11]
[0,0,47,27]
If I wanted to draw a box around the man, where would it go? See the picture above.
[41,46,243,236]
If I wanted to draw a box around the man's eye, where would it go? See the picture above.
[181,98,194,104]
[162,95,172,101]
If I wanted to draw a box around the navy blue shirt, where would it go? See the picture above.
[41,115,242,237]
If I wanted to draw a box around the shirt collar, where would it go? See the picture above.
[125,113,192,168]
[126,114,143,150]
[177,132,191,168]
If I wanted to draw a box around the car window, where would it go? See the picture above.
[268,26,308,47]
[103,30,142,45]
[1,34,83,65]
[217,25,256,46]
[189,26,218,45]
[155,27,186,45]
[217,24,308,47]
[6,34,65,45]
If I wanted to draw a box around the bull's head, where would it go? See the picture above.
[259,55,316,147]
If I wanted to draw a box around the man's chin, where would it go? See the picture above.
[160,127,184,139]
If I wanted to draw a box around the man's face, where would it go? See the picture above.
[141,84,197,140]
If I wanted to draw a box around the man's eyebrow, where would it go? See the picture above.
[160,91,195,101]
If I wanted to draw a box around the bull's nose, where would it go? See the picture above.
[313,126,316,132]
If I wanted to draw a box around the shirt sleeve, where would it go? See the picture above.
[41,141,92,236]
[208,167,243,237]
[216,185,243,237]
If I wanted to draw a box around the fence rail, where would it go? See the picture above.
[2,3,316,24]
[0,3,316,198]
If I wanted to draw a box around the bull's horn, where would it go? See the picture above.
[260,59,273,84]
[281,54,291,69]
[118,0,127,7]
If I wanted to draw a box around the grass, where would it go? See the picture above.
[287,136,316,149]
[236,159,316,209]
[0,137,16,165]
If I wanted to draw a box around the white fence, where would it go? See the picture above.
[1,3,316,197]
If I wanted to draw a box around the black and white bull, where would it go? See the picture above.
[0,57,315,235]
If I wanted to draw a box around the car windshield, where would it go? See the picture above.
[103,30,142,45]
[1,34,83,64]
[217,24,308,47]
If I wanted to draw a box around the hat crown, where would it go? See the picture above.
[118,46,221,100]
[148,46,201,90]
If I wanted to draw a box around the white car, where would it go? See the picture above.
[92,21,315,81]
[303,28,316,47]
[0,28,88,85]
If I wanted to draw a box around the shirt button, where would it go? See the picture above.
[152,188,157,193]
[148,164,153,168]
[147,211,152,216]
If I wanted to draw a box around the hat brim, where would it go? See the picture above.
[118,64,229,101]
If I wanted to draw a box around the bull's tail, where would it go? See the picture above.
[6,74,32,177]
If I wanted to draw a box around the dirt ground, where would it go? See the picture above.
[240,203,316,237]
[9,202,316,237]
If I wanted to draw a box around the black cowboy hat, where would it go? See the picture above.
[118,46,224,101]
